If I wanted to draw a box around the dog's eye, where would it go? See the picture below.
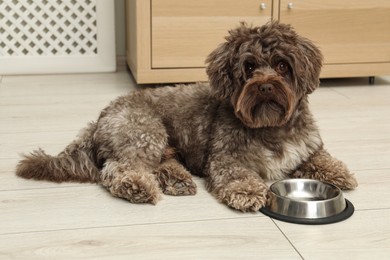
[245,61,256,76]
[276,61,289,74]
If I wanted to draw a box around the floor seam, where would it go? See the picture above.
[0,215,261,237]
[355,207,390,212]
[272,219,305,260]
[328,87,351,99]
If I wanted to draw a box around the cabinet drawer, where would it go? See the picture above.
[151,0,272,69]
[279,0,390,64]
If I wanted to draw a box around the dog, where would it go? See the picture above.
[16,22,357,212]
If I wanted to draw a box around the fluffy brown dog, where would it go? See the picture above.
[16,22,357,212]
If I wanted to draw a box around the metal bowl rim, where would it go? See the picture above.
[269,179,343,203]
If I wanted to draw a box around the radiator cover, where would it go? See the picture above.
[0,0,115,74]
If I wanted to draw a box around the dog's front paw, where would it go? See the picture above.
[292,149,358,191]
[154,159,197,196]
[325,173,358,190]
[217,179,268,212]
[105,171,162,205]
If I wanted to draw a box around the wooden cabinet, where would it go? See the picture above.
[126,0,390,84]
[152,0,272,69]
[279,0,390,78]
[126,0,272,83]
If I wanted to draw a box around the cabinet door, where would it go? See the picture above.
[279,0,390,64]
[152,0,272,69]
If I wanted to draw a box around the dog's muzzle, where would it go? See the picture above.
[234,75,296,128]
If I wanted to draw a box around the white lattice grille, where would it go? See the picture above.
[0,0,98,57]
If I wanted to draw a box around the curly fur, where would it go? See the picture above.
[16,21,357,212]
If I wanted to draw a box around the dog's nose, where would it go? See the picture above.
[259,84,273,94]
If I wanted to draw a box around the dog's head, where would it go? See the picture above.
[206,22,323,128]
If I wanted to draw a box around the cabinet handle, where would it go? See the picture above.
[287,2,294,9]
[260,3,267,10]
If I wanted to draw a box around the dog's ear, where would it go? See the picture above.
[205,41,234,99]
[296,37,323,94]
[206,22,254,99]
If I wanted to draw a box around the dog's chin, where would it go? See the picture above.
[236,100,288,128]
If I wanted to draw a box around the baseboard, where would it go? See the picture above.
[116,55,127,70]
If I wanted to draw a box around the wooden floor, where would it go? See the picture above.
[1,69,389,259]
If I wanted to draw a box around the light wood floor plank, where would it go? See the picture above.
[324,139,390,171]
[0,217,301,260]
[343,169,390,210]
[0,178,264,235]
[274,209,390,260]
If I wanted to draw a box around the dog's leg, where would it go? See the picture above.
[100,160,162,204]
[154,158,197,196]
[205,157,268,212]
[95,98,169,204]
[290,148,358,190]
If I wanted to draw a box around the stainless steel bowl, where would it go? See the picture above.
[267,179,346,219]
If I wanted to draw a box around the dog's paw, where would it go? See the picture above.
[291,148,358,191]
[107,171,162,204]
[154,159,197,196]
[217,179,268,212]
[292,169,358,191]
[325,174,358,190]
